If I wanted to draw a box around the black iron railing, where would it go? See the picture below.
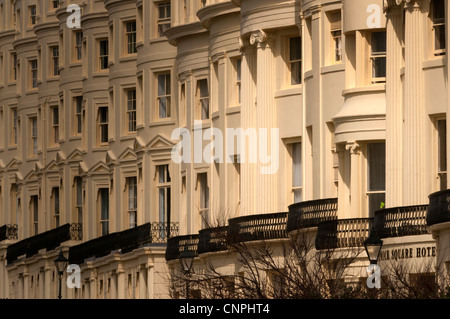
[374,205,428,238]
[315,218,373,250]
[151,222,180,243]
[69,222,178,265]
[428,189,450,226]
[165,234,199,261]
[287,198,338,232]
[0,224,18,241]
[198,226,228,254]
[228,212,288,244]
[7,223,82,265]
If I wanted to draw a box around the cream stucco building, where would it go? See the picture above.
[0,0,449,299]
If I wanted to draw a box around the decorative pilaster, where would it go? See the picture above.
[385,5,403,207]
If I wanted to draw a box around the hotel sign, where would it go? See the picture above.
[379,245,436,261]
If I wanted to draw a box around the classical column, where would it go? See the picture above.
[239,35,257,215]
[336,144,351,219]
[44,268,51,299]
[0,251,5,299]
[403,0,428,205]
[138,265,147,299]
[147,265,154,299]
[117,269,124,299]
[251,30,278,214]
[39,268,44,298]
[347,142,362,219]
[385,5,403,207]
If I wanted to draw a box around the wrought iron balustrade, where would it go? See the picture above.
[69,222,178,265]
[428,189,450,226]
[165,234,199,261]
[315,218,373,250]
[374,205,428,238]
[287,198,338,232]
[6,223,82,265]
[228,212,288,244]
[0,224,18,241]
[198,226,228,254]
[151,222,179,243]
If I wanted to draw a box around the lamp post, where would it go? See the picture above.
[364,227,383,265]
[54,249,68,299]
[179,244,194,299]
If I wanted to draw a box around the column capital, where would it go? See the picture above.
[384,0,424,11]
[249,30,274,48]
[239,36,255,54]
[346,142,360,155]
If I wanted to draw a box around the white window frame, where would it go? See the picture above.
[126,176,138,229]
[51,105,59,145]
[50,45,60,77]
[370,31,386,84]
[196,79,209,120]
[124,20,137,55]
[437,118,447,190]
[288,36,302,86]
[126,88,137,133]
[431,0,446,56]
[157,72,171,119]
[157,1,171,38]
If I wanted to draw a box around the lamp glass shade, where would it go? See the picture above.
[364,228,383,264]
[54,250,68,274]
[180,246,194,274]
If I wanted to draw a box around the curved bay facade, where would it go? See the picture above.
[0,0,449,299]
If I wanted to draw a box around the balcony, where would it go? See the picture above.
[0,224,18,242]
[7,223,82,265]
[198,226,228,255]
[287,198,338,232]
[165,234,199,262]
[228,212,288,244]
[374,205,429,238]
[69,222,178,265]
[315,218,373,250]
[428,189,450,227]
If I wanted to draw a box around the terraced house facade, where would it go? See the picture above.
[0,0,449,299]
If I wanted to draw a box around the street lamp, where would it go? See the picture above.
[54,249,68,299]
[179,244,194,299]
[364,227,383,265]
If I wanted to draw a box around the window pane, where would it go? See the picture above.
[201,99,209,120]
[368,143,386,192]
[371,32,386,54]
[372,57,386,79]
[368,192,385,216]
[199,80,208,97]
[290,37,302,61]
[159,97,167,118]
[292,143,302,187]
[291,61,301,85]
[435,24,446,51]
